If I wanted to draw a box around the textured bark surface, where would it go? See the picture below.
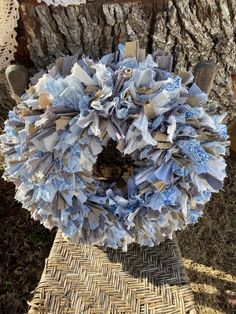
[152,0,236,118]
[0,72,15,125]
[18,3,154,68]
[0,0,236,123]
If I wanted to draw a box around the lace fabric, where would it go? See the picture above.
[0,0,19,71]
[38,0,86,5]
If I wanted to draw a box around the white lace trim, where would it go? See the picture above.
[37,0,86,6]
[0,0,19,71]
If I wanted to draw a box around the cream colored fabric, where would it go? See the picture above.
[38,0,86,5]
[0,0,19,71]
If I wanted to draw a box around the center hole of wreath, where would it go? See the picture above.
[92,140,134,189]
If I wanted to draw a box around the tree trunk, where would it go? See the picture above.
[0,73,15,125]
[1,0,236,125]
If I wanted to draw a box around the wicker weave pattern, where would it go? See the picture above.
[28,232,196,314]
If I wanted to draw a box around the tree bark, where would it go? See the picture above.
[0,0,236,125]
[0,73,15,125]
[152,0,236,117]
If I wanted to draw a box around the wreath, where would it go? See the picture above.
[1,43,228,249]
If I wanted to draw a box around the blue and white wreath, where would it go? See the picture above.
[0,44,228,249]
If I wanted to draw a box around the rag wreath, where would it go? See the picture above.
[0,44,228,249]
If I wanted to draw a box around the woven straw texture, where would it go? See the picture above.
[28,232,196,314]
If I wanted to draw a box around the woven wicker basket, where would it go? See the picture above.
[28,232,197,314]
